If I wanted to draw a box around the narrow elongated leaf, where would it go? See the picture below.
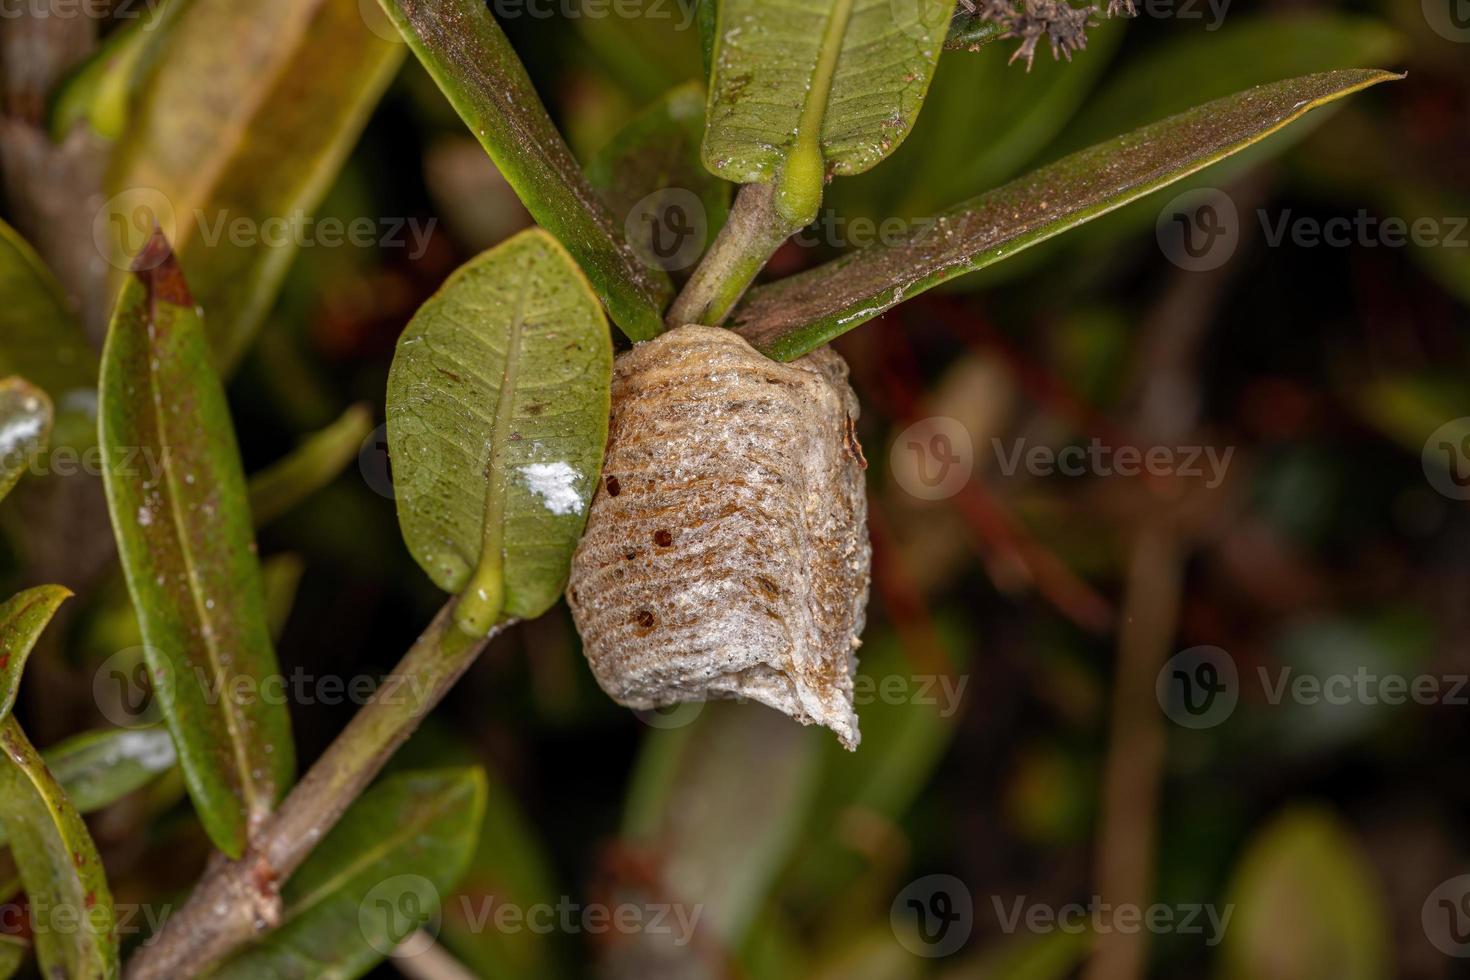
[0,728,177,851]
[1058,13,1406,152]
[731,69,1401,360]
[386,229,613,635]
[211,768,486,980]
[48,0,184,142]
[36,728,177,817]
[380,0,673,341]
[703,0,952,224]
[0,717,117,980]
[247,403,373,526]
[0,378,52,505]
[587,82,732,278]
[0,220,95,448]
[98,231,294,859]
[0,586,72,723]
[105,0,405,370]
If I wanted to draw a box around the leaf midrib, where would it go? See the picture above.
[144,291,262,823]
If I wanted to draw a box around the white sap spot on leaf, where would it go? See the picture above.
[0,414,43,458]
[519,462,583,516]
[136,505,154,527]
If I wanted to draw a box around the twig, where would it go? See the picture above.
[124,604,514,979]
[666,182,802,328]
[391,933,479,980]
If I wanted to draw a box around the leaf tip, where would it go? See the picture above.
[130,226,194,307]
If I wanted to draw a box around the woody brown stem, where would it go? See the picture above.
[124,604,511,979]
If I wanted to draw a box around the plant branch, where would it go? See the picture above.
[123,604,513,980]
[666,182,801,329]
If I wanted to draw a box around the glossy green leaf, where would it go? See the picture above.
[0,220,95,450]
[37,727,178,817]
[838,19,1121,222]
[0,727,179,852]
[211,768,486,980]
[0,378,53,505]
[0,717,117,980]
[386,229,613,636]
[1221,806,1389,980]
[1059,13,1405,152]
[0,585,72,723]
[104,0,405,371]
[703,0,952,225]
[247,403,373,526]
[587,82,732,278]
[98,232,294,859]
[730,69,1401,360]
[379,0,673,341]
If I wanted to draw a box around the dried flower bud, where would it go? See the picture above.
[567,325,871,749]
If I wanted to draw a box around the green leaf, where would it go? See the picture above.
[944,8,1003,50]
[0,220,95,449]
[0,585,72,724]
[730,69,1402,360]
[1057,13,1406,153]
[386,229,613,636]
[379,0,674,342]
[0,378,53,505]
[47,0,184,142]
[261,553,306,642]
[441,767,564,980]
[836,20,1121,221]
[98,231,294,859]
[1220,806,1389,980]
[36,727,178,817]
[211,768,486,980]
[0,717,117,980]
[0,728,178,851]
[587,82,732,277]
[702,0,953,225]
[571,0,704,107]
[247,403,373,526]
[104,0,406,371]
[0,935,25,979]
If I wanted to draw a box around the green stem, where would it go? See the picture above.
[123,602,512,980]
[666,182,803,329]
